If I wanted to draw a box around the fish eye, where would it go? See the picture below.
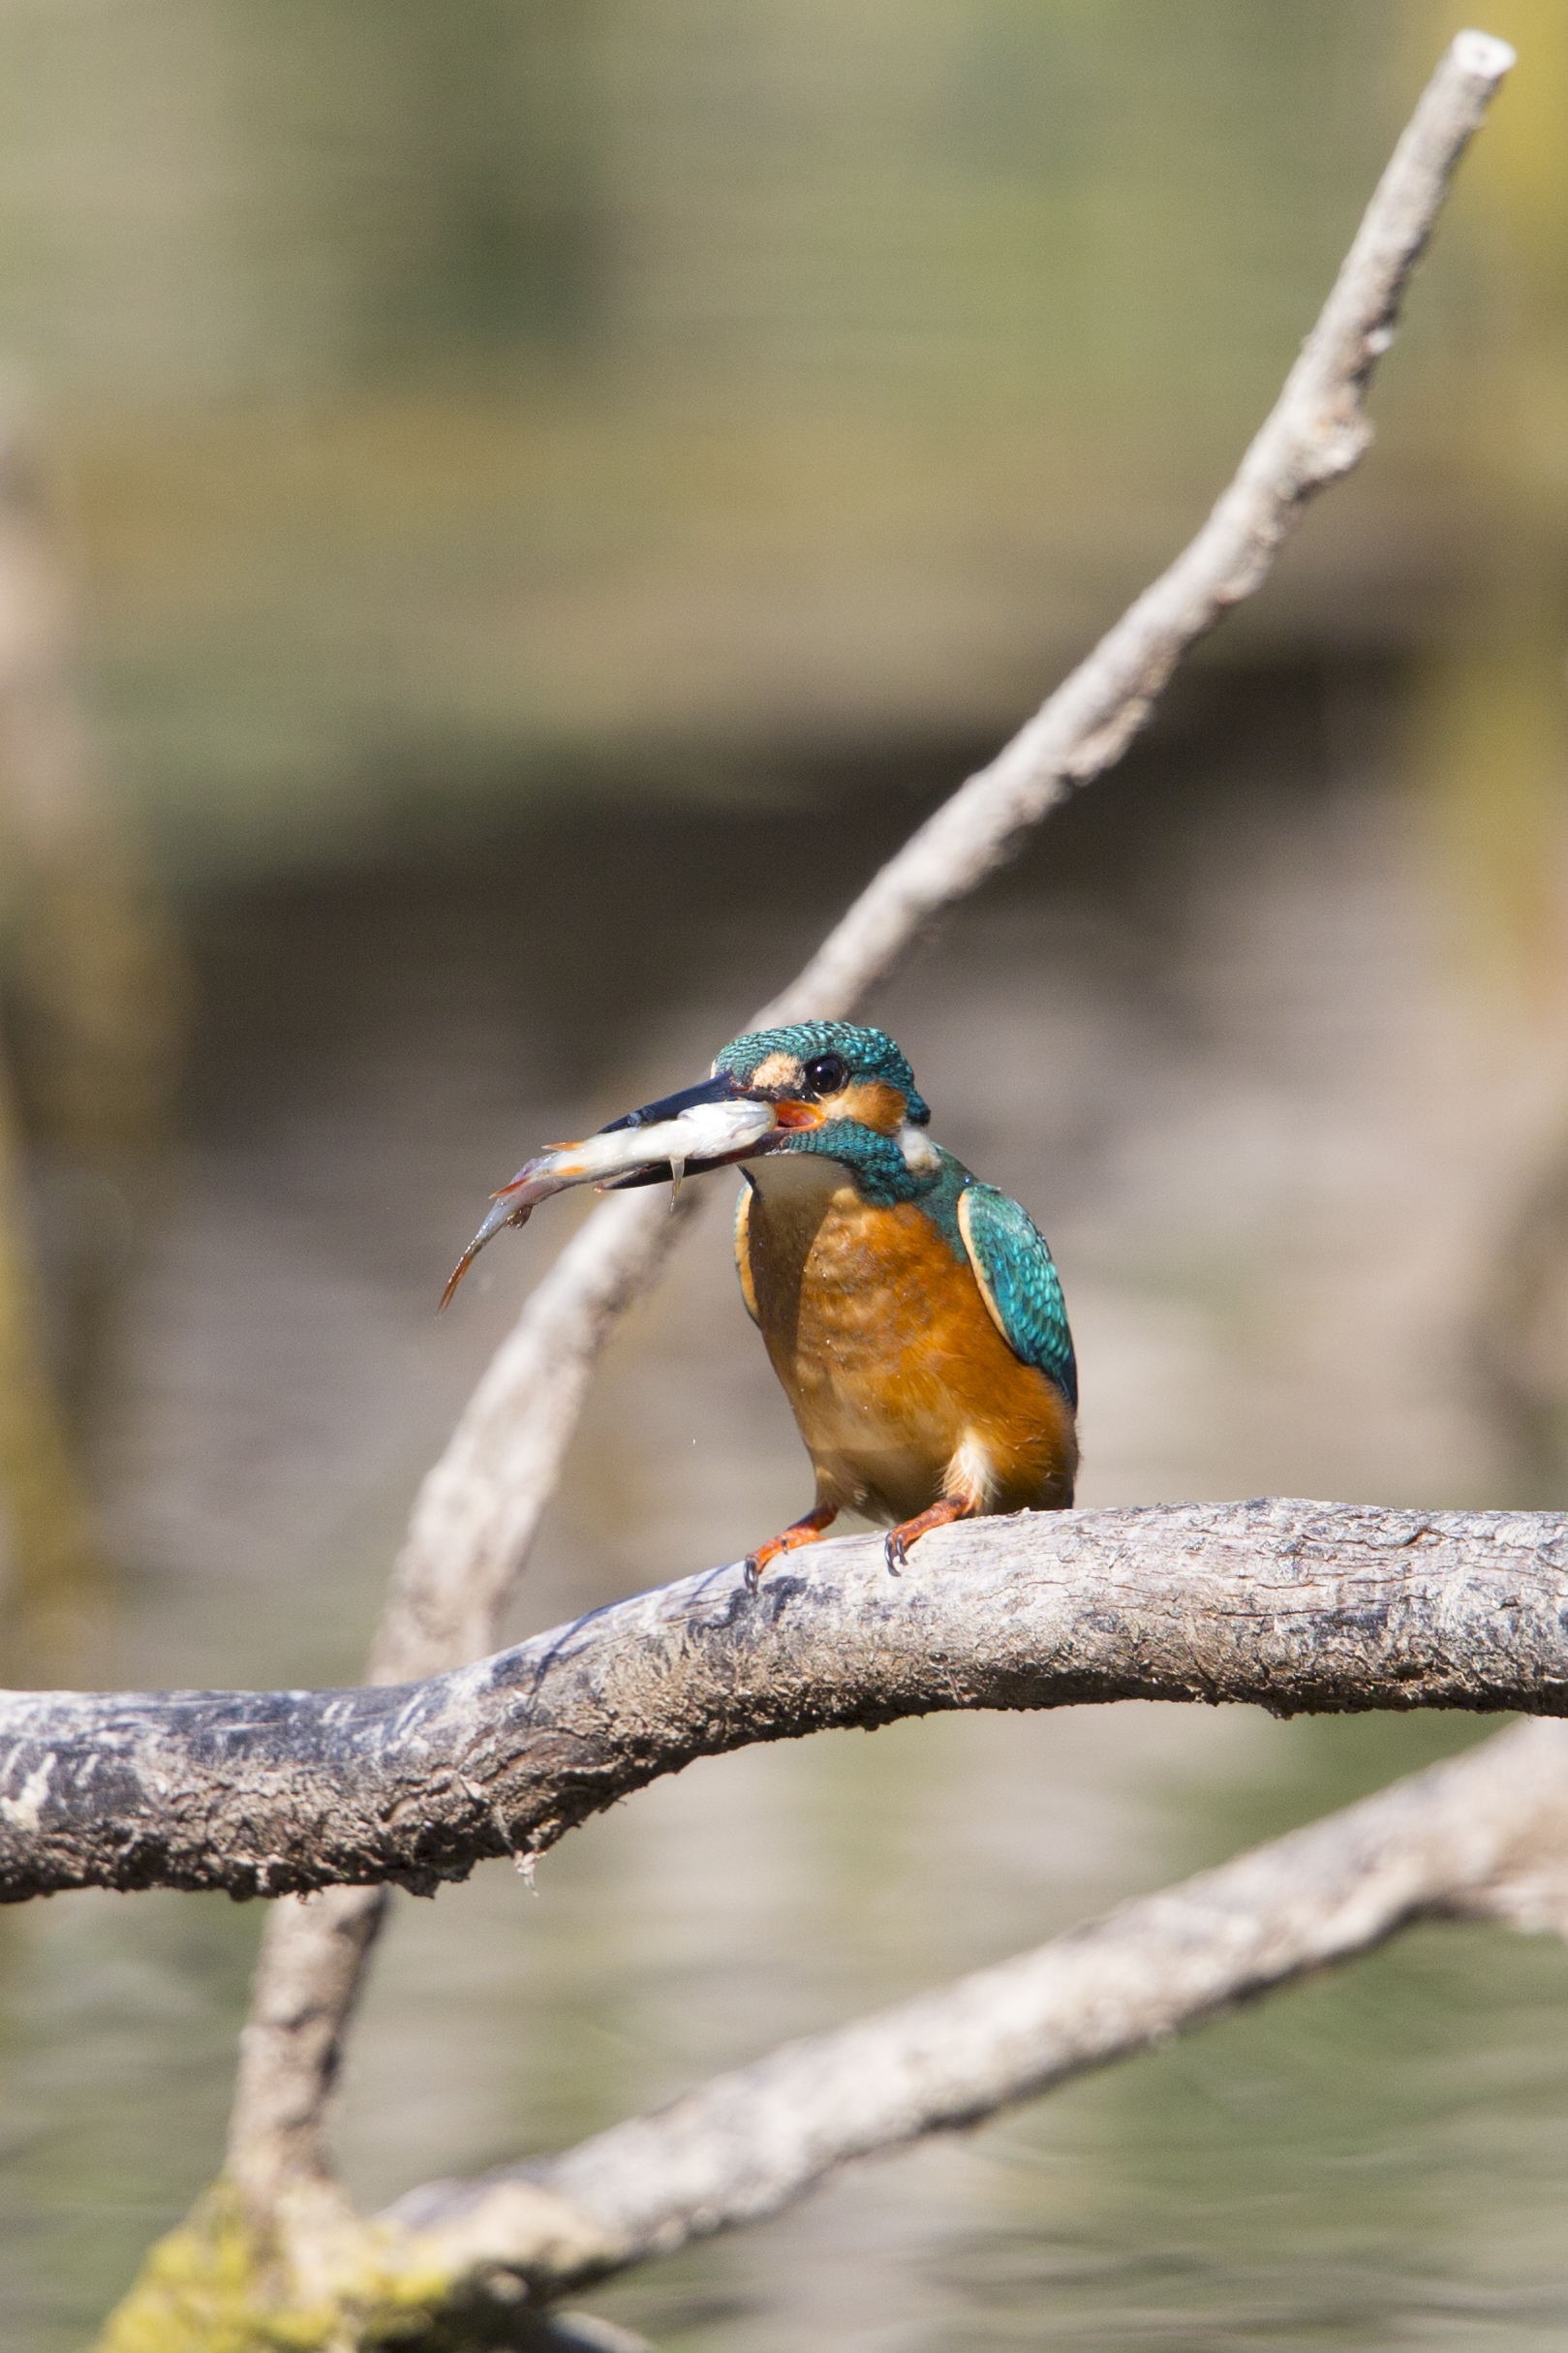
[803,1053,846,1095]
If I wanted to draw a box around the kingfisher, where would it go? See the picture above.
[445,1021,1077,1583]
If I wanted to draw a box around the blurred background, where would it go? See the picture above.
[3,1,1568,2345]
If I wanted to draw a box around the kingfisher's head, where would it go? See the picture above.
[598,1021,938,1201]
[714,1022,929,1135]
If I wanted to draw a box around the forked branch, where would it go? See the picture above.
[376,27,1519,1697]
[80,27,1521,2342]
[221,30,1516,2210]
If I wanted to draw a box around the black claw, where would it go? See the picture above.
[883,1531,905,1574]
[743,1554,761,1593]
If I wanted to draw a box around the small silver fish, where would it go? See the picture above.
[441,1084,781,1309]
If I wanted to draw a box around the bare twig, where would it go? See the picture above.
[219,28,1516,2214]
[760,36,1521,1018]
[9,1499,1565,1904]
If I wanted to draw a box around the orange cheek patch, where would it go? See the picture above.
[836,1079,906,1134]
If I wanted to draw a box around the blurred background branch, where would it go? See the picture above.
[0,392,186,1657]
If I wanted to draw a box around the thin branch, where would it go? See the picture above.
[221,24,1515,2219]
[9,1499,1566,1905]
[763,28,1518,1019]
[385,1717,1568,2301]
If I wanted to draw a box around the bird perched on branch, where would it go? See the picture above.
[445,1021,1077,1584]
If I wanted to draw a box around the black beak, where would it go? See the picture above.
[597,1068,753,1190]
[599,1069,744,1134]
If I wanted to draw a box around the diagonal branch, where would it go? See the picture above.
[759,26,1520,1021]
[376,25,1519,1697]
[388,1716,1568,2300]
[100,1714,1568,2345]
[9,1500,1567,1904]
[219,18,1514,2228]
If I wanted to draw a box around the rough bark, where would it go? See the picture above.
[6,1500,1565,1905]
[224,26,1518,2210]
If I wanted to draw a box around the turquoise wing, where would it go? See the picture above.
[956,1184,1077,1408]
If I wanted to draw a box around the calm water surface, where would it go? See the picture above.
[5,680,1568,2348]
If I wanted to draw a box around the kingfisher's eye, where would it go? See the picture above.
[803,1053,846,1095]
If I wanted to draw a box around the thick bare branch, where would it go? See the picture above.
[7,1499,1566,1905]
[384,1717,1568,2299]
[224,26,1515,2217]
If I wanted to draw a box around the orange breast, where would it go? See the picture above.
[741,1161,1076,1525]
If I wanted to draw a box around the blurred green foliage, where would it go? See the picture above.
[0,1,1554,883]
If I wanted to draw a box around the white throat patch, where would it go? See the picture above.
[897,1122,941,1174]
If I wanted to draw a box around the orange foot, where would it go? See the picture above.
[884,1496,970,1572]
[744,1503,839,1591]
